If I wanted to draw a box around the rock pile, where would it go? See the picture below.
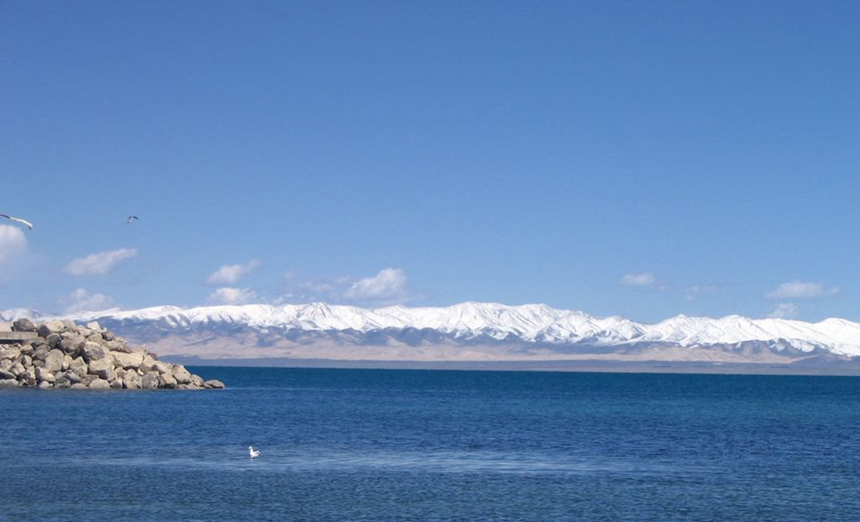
[0,318,224,390]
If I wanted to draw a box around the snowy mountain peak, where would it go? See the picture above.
[44,302,860,358]
[0,308,43,322]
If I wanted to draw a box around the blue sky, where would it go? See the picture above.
[1,1,858,322]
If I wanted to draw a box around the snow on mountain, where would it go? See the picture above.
[56,302,860,357]
[0,308,42,322]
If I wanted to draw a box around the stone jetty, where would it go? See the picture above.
[0,318,224,390]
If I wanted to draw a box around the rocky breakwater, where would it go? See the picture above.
[0,319,225,390]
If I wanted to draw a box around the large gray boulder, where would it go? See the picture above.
[158,372,177,388]
[31,346,50,362]
[140,355,157,371]
[88,358,115,381]
[81,342,107,362]
[68,358,88,379]
[21,367,36,386]
[86,321,103,332]
[43,349,65,373]
[37,321,67,337]
[12,318,36,332]
[56,370,81,385]
[35,367,55,383]
[141,373,159,390]
[75,326,94,338]
[46,333,62,349]
[171,365,193,384]
[107,341,135,354]
[59,335,85,355]
[111,351,145,369]
[0,347,21,361]
[123,373,142,389]
[0,379,18,389]
[204,379,225,389]
[88,379,110,390]
[151,361,172,374]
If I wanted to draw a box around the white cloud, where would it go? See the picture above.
[64,248,138,276]
[64,288,115,313]
[272,294,293,305]
[768,302,799,320]
[0,224,27,263]
[206,260,261,285]
[301,276,352,295]
[345,268,408,301]
[620,272,656,287]
[685,284,719,302]
[765,281,839,300]
[276,268,413,305]
[207,287,258,305]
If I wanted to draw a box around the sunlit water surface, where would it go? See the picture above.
[2,368,860,521]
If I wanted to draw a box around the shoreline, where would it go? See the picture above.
[170,356,860,377]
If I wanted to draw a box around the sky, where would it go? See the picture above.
[1,1,858,323]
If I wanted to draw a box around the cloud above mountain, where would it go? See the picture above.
[64,248,138,276]
[206,260,260,285]
[344,268,408,302]
[619,272,666,291]
[766,281,839,300]
[207,287,258,305]
[277,268,413,306]
[768,302,800,319]
[685,285,719,302]
[63,288,115,313]
[620,272,655,286]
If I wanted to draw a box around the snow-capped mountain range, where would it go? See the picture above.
[4,302,859,365]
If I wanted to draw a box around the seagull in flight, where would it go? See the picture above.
[249,446,260,458]
[0,214,33,230]
[127,215,139,225]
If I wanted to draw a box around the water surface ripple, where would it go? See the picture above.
[2,368,859,521]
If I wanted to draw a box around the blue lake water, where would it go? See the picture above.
[2,368,860,521]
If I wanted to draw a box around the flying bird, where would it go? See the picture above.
[127,215,139,225]
[249,446,260,458]
[0,214,33,230]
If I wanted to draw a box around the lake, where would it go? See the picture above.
[2,368,860,521]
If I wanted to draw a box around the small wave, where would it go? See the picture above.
[57,448,720,478]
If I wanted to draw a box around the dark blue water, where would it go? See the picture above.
[2,368,860,521]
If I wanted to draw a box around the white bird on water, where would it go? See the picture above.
[249,446,260,458]
[0,214,33,230]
